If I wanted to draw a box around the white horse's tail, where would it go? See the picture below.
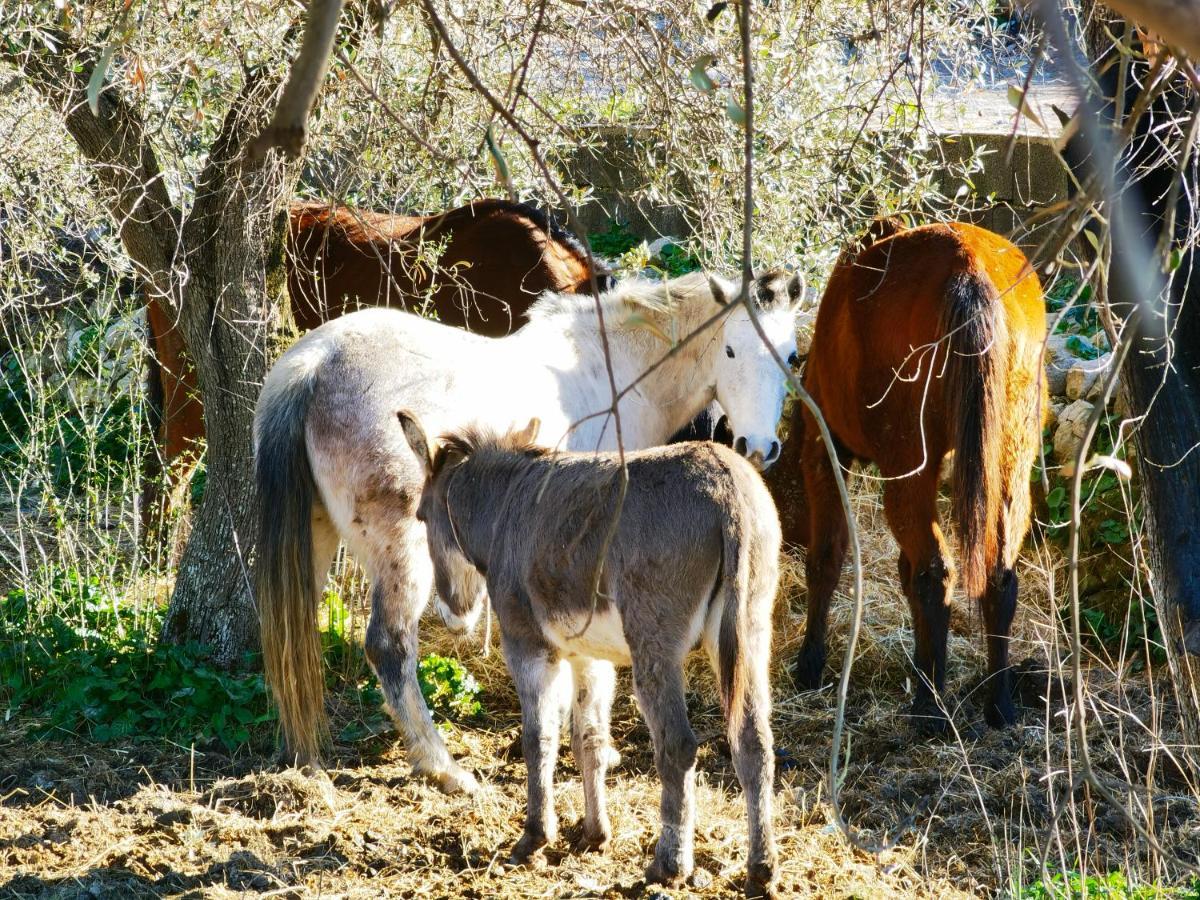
[254,347,328,766]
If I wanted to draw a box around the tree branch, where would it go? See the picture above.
[250,0,345,160]
[1,25,180,300]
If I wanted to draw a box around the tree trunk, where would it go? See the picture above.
[159,82,298,666]
[2,22,301,667]
[1076,16,1200,657]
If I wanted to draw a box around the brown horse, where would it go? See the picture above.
[768,221,1047,729]
[144,198,608,510]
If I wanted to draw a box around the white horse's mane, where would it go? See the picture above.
[525,271,714,327]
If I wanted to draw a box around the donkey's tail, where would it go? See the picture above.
[942,267,1007,600]
[254,347,328,766]
[716,510,754,743]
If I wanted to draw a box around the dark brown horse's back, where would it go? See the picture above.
[286,199,597,336]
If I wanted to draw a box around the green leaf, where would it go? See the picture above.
[1006,84,1044,129]
[689,55,717,92]
[484,125,512,194]
[1168,247,1183,271]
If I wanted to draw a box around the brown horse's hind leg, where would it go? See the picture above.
[793,433,849,690]
[982,567,1018,727]
[881,472,956,732]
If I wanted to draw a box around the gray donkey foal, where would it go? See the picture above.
[399,414,781,898]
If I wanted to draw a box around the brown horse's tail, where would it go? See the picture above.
[942,267,1007,600]
[254,354,328,766]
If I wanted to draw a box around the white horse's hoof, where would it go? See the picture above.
[603,745,622,769]
[433,765,480,795]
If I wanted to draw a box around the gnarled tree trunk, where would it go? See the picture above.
[5,26,301,667]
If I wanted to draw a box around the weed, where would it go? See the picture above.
[589,220,639,259]
[418,653,483,720]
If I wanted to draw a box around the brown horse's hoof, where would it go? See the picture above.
[909,697,949,735]
[792,644,826,691]
[984,695,1017,728]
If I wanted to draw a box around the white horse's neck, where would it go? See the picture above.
[510,274,721,450]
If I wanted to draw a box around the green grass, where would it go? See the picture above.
[1,569,485,752]
[1019,869,1200,899]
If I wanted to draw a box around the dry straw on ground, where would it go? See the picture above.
[2,475,1198,898]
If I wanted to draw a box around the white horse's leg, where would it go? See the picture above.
[363,521,478,794]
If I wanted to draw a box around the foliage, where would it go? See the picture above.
[0,573,486,751]
[0,569,273,750]
[418,653,483,721]
[589,220,640,259]
[0,303,148,496]
[1019,868,1197,899]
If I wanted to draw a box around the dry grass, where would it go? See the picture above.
[3,476,1198,899]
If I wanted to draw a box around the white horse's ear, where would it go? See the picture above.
[514,417,541,445]
[397,409,434,478]
[788,271,812,312]
[708,274,733,307]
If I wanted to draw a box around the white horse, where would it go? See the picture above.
[254,269,803,793]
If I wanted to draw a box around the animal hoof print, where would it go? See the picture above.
[644,859,686,889]
[435,766,480,796]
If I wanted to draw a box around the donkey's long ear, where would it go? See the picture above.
[514,417,541,445]
[397,409,434,478]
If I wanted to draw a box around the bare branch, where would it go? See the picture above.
[1,25,180,300]
[250,0,345,160]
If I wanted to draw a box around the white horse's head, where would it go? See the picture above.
[709,269,807,471]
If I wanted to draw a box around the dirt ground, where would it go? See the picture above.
[4,496,1199,899]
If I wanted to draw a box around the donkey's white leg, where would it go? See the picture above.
[569,657,616,853]
[503,637,565,865]
[633,653,698,888]
[363,524,478,795]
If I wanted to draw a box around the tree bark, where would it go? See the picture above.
[1074,10,1200,657]
[5,23,301,667]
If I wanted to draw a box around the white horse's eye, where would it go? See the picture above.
[725,345,735,358]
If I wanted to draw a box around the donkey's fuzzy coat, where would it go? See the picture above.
[254,271,801,794]
[403,420,780,897]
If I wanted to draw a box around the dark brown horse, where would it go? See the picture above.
[768,221,1047,728]
[144,198,608,510]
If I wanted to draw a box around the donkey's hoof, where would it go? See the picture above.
[645,858,688,889]
[745,861,776,898]
[433,765,479,795]
[571,823,610,854]
[791,646,825,691]
[508,830,550,867]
